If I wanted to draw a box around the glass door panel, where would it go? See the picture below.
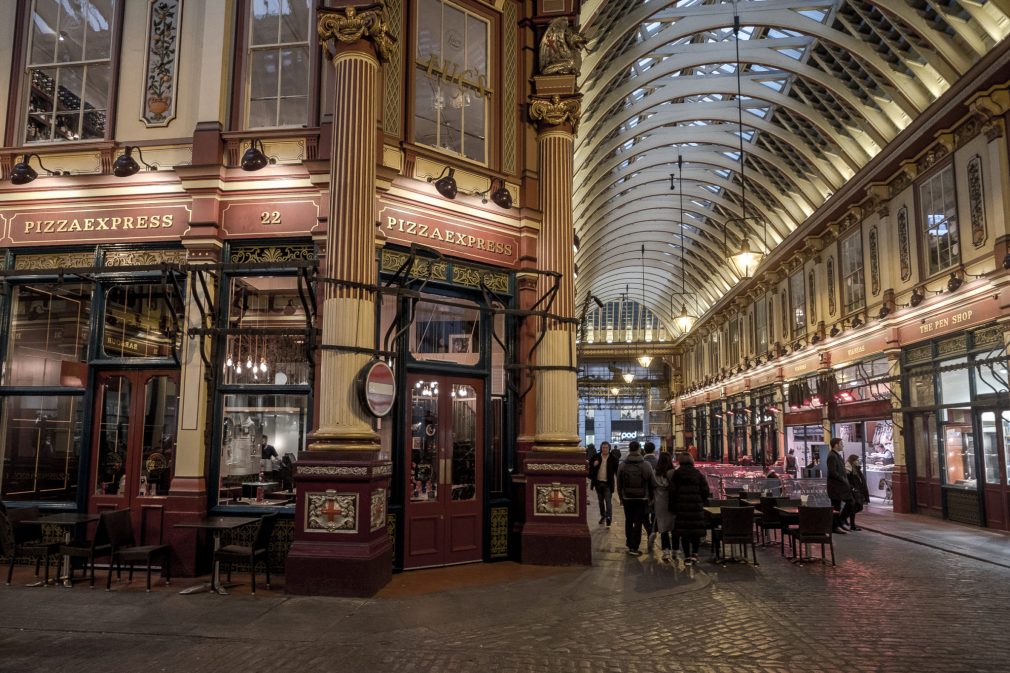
[141,376,178,496]
[95,375,131,497]
[450,384,477,502]
[1003,412,1010,486]
[981,411,1000,485]
[409,380,440,502]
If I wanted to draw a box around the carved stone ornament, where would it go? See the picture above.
[897,206,911,281]
[317,2,397,64]
[533,483,578,517]
[141,0,182,127]
[538,17,588,76]
[967,154,987,248]
[526,463,586,472]
[298,465,368,477]
[807,270,817,323]
[869,226,880,296]
[826,257,836,316]
[306,490,357,533]
[370,488,386,531]
[529,95,581,132]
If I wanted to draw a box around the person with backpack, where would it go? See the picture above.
[616,440,654,556]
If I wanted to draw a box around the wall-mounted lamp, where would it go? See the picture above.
[877,305,891,320]
[909,287,925,307]
[850,315,864,328]
[9,153,69,184]
[428,166,457,199]
[112,146,158,177]
[1002,252,1010,270]
[946,272,963,293]
[240,139,276,171]
[810,333,822,344]
[488,178,512,209]
[829,323,841,338]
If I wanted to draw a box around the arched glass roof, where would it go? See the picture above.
[574,0,1010,327]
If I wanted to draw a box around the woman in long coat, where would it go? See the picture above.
[670,452,711,565]
[652,452,676,562]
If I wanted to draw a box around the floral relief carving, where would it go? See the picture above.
[317,3,397,64]
[968,154,986,248]
[231,245,315,264]
[370,489,386,531]
[807,270,817,324]
[105,249,187,267]
[142,0,182,127]
[14,252,95,271]
[897,207,911,282]
[826,257,836,316]
[869,227,880,296]
[529,95,581,132]
[533,483,577,517]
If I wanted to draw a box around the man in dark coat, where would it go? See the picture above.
[617,441,654,555]
[827,438,853,534]
[670,452,711,565]
[588,442,619,526]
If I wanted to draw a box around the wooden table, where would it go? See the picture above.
[741,498,762,507]
[24,513,99,587]
[174,516,259,595]
[241,481,279,499]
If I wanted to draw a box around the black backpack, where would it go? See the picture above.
[621,462,647,499]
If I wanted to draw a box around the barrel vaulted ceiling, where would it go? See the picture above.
[574,0,1010,335]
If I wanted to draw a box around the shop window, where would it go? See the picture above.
[941,407,976,489]
[246,0,313,129]
[0,395,82,502]
[410,298,481,366]
[919,164,960,276]
[3,283,91,387]
[23,0,118,143]
[222,276,311,386]
[102,284,178,358]
[835,356,891,403]
[980,411,1003,486]
[939,357,970,405]
[840,230,865,313]
[218,393,306,506]
[974,349,1009,397]
[414,0,490,164]
[789,271,805,337]
[908,367,936,407]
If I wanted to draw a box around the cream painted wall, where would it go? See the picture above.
[115,0,234,143]
[0,0,17,138]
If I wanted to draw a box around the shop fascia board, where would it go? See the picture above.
[382,182,523,230]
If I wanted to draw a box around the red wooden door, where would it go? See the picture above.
[909,412,942,515]
[403,374,483,568]
[89,371,179,544]
[979,410,1010,530]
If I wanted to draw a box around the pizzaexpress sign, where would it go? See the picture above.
[378,202,519,266]
[1,204,190,245]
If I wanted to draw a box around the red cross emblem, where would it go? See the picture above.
[322,497,343,523]
[547,486,566,508]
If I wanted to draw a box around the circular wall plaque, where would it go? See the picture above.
[357,359,396,418]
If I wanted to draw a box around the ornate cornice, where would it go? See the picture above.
[318,3,397,64]
[529,95,581,133]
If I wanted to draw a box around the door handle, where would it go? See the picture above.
[440,458,451,485]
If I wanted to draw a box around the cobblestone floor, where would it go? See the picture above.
[2,511,1008,673]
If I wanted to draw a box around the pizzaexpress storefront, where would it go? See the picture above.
[0,193,527,573]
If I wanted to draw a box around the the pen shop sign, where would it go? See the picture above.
[1,203,191,245]
[378,201,519,267]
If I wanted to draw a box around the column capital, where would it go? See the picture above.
[318,2,397,64]
[529,94,582,134]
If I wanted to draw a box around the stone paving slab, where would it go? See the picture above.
[2,511,1009,673]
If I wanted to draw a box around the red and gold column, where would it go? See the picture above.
[521,91,591,565]
[286,4,396,596]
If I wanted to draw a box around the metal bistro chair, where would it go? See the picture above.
[60,516,113,589]
[714,506,759,565]
[215,513,277,595]
[787,506,836,566]
[104,509,172,592]
[758,496,785,546]
[1,508,60,586]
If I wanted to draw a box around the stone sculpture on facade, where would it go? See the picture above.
[538,17,587,76]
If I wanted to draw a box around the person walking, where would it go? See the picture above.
[670,452,710,565]
[845,454,870,531]
[827,438,853,534]
[652,452,676,562]
[643,441,658,550]
[617,441,654,556]
[588,441,618,526]
[784,449,798,477]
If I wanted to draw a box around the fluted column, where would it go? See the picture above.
[520,93,590,565]
[286,4,396,597]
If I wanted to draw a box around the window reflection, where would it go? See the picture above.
[0,395,82,501]
[4,283,90,387]
[95,376,130,495]
[410,383,439,502]
[103,284,178,358]
[942,408,976,489]
[451,384,477,501]
[410,298,480,365]
[247,0,311,128]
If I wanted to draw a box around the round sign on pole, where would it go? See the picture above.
[357,359,396,418]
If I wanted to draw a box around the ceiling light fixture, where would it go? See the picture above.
[638,243,653,368]
[671,155,698,335]
[428,166,457,199]
[622,371,635,384]
[724,11,765,281]
[9,153,69,184]
[112,146,158,177]
[240,138,275,171]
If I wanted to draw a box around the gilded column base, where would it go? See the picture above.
[307,427,380,453]
[519,454,591,566]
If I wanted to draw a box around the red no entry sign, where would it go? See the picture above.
[357,359,396,418]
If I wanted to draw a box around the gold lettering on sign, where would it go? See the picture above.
[847,345,866,357]
[386,217,514,257]
[23,213,175,236]
[421,54,493,98]
[919,309,973,336]
[260,211,282,225]
[793,363,808,373]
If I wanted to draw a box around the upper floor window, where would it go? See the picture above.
[790,272,806,337]
[919,164,960,276]
[24,0,117,143]
[729,316,741,364]
[755,298,768,355]
[246,0,312,129]
[840,230,865,313]
[414,0,490,164]
[708,333,719,373]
